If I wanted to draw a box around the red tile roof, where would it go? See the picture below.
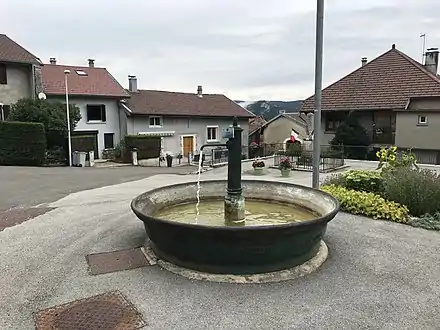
[126,90,255,118]
[42,64,129,98]
[301,45,440,112]
[0,34,42,65]
[249,116,267,133]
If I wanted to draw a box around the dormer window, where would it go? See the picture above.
[75,70,88,76]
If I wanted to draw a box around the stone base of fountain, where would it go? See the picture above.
[142,239,328,284]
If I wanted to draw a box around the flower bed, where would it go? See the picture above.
[322,146,440,231]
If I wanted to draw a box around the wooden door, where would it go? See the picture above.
[183,136,194,157]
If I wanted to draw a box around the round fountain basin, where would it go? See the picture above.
[131,180,339,275]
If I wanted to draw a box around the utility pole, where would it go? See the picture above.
[312,0,324,189]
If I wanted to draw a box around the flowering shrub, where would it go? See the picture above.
[376,146,418,171]
[321,185,409,223]
[252,159,265,168]
[279,157,292,170]
[382,167,440,217]
[250,141,259,148]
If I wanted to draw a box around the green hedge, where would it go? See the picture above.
[124,135,161,160]
[71,135,96,153]
[0,121,46,166]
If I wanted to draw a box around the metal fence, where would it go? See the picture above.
[193,142,440,167]
[274,152,345,172]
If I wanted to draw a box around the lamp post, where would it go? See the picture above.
[64,69,72,167]
[312,0,325,189]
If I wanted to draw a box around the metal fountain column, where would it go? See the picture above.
[224,117,245,226]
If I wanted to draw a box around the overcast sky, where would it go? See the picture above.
[3,0,440,101]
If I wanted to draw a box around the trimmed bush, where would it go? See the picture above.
[0,121,46,166]
[71,135,96,152]
[344,170,384,194]
[383,167,440,217]
[124,135,161,159]
[323,170,384,195]
[321,185,409,223]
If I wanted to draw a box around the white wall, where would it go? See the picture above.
[129,116,249,156]
[49,96,122,157]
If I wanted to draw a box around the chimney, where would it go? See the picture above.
[197,85,203,98]
[424,48,439,75]
[49,57,56,65]
[128,75,138,93]
[88,59,95,67]
[361,57,368,66]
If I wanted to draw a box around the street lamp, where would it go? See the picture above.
[64,69,73,167]
[312,0,325,189]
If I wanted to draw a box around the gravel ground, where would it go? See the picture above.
[1,172,439,329]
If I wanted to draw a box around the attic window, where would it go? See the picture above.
[75,70,88,76]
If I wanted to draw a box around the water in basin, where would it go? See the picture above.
[155,199,319,227]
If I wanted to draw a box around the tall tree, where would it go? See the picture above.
[7,98,81,149]
[330,111,370,159]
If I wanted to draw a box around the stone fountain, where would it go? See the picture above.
[131,117,339,279]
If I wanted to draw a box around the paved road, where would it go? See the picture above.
[0,165,192,211]
[1,172,439,329]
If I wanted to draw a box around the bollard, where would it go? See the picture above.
[132,149,138,166]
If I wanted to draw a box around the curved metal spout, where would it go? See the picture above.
[200,143,228,151]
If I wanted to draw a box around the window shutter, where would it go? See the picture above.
[3,105,10,120]
[101,105,106,122]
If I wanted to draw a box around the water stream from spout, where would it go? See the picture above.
[195,150,203,223]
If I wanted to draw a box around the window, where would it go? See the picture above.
[75,70,88,76]
[0,105,10,121]
[207,126,219,141]
[149,116,162,127]
[86,104,106,122]
[325,112,347,132]
[418,115,427,125]
[104,133,114,149]
[0,64,7,84]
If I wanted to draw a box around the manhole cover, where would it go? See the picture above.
[35,291,146,330]
[0,207,54,231]
[86,248,150,275]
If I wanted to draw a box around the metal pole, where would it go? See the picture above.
[420,33,426,64]
[312,0,324,189]
[65,73,72,167]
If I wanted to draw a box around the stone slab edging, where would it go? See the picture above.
[143,240,328,284]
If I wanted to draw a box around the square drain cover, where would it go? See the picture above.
[35,290,146,330]
[86,248,149,275]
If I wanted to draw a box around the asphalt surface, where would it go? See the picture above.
[1,171,439,329]
[0,165,192,211]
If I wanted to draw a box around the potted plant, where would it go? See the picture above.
[166,153,173,167]
[279,157,292,177]
[252,159,265,175]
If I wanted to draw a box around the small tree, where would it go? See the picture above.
[330,111,370,159]
[7,98,81,149]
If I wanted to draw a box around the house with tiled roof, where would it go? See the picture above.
[301,44,440,164]
[121,76,254,157]
[0,34,43,120]
[249,112,309,148]
[41,58,129,157]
